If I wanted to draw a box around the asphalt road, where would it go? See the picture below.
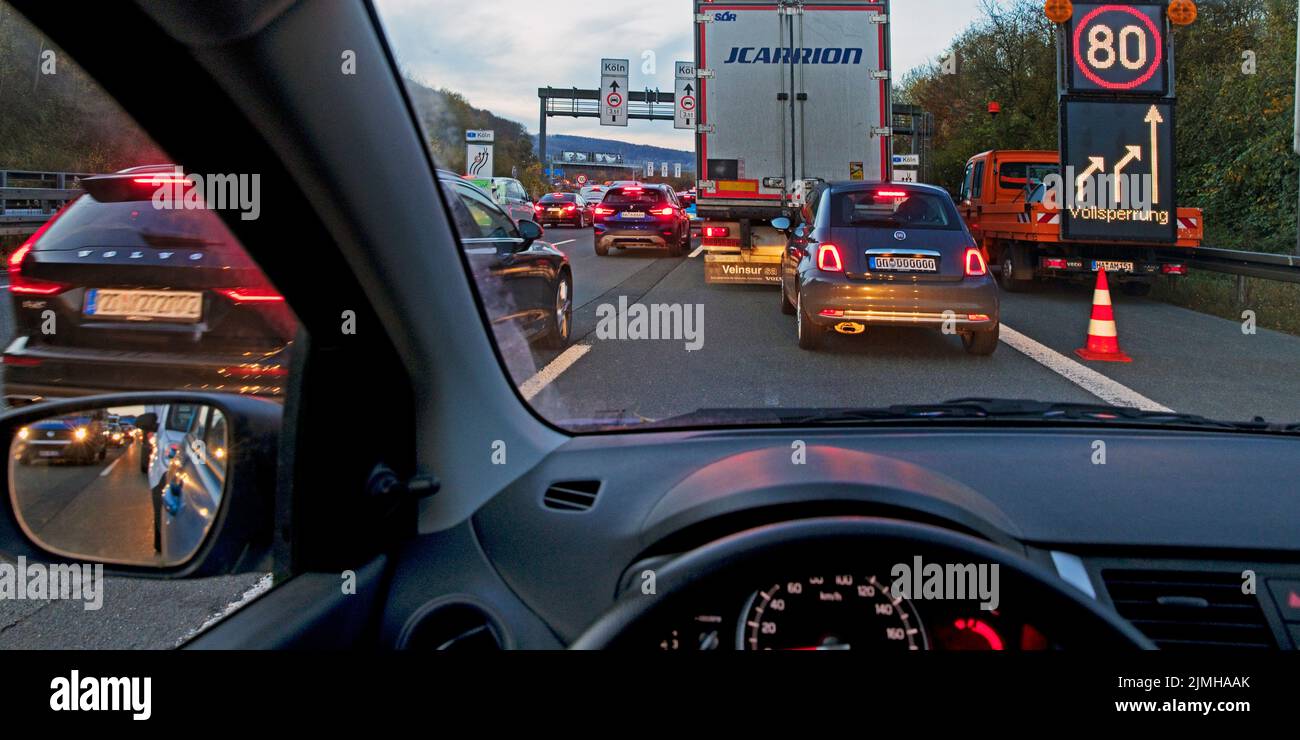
[3,226,1300,648]
[524,228,1300,425]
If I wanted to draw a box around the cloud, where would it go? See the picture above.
[374,0,983,151]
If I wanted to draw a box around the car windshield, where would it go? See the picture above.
[371,0,1300,434]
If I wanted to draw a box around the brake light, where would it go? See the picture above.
[1162,264,1187,275]
[564,204,577,212]
[818,308,845,317]
[220,287,285,304]
[652,207,676,217]
[534,204,544,212]
[877,190,909,198]
[8,205,74,296]
[594,207,614,216]
[703,226,731,238]
[964,248,988,277]
[816,244,844,272]
[1042,258,1068,270]
[131,176,191,185]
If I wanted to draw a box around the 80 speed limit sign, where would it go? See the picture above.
[1066,3,1168,96]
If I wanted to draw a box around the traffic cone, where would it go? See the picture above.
[1074,268,1132,363]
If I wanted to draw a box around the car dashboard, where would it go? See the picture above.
[378,425,1300,650]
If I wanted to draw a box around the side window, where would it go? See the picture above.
[0,4,292,648]
[456,185,518,239]
[959,163,974,203]
[443,184,484,240]
[971,161,986,200]
[508,181,526,201]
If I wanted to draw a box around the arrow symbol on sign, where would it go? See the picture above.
[1112,145,1142,205]
[1076,156,1105,200]
[684,83,694,95]
[1145,104,1164,205]
[609,80,620,92]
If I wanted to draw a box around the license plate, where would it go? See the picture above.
[621,211,645,219]
[548,209,564,216]
[870,256,937,272]
[1092,260,1134,273]
[38,450,61,457]
[84,289,203,322]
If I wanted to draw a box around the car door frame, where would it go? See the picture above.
[8,0,570,648]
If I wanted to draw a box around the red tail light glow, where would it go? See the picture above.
[594,207,614,216]
[877,190,909,198]
[564,204,577,212]
[1042,258,1068,270]
[964,248,988,277]
[8,205,74,296]
[220,287,285,304]
[652,207,676,217]
[816,244,844,272]
[703,226,731,238]
[1161,264,1187,275]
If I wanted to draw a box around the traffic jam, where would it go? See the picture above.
[2,0,1300,669]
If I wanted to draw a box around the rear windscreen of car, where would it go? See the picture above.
[832,190,959,230]
[539,193,577,203]
[604,188,667,206]
[31,194,243,255]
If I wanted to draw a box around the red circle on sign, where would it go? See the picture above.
[606,93,623,107]
[1072,4,1163,91]
[577,175,587,185]
[680,95,696,111]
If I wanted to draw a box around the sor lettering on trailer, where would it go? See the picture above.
[723,47,865,65]
[714,11,738,21]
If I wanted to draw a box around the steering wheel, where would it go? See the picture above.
[571,517,1154,650]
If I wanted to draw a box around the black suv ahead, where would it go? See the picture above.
[592,183,691,257]
[3,165,298,404]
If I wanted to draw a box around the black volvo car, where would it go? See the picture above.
[3,165,298,403]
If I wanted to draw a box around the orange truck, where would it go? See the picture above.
[956,150,1204,296]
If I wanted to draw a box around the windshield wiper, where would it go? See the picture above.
[780,398,1295,432]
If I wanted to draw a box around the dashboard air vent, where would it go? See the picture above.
[543,480,601,511]
[1100,569,1275,650]
[399,603,505,651]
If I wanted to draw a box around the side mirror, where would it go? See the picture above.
[793,225,809,240]
[517,219,543,248]
[0,393,280,574]
[771,217,791,231]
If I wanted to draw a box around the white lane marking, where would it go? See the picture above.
[98,455,122,477]
[519,343,592,400]
[688,244,706,258]
[551,239,576,247]
[178,572,274,646]
[999,324,1173,412]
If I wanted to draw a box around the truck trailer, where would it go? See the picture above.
[693,0,892,285]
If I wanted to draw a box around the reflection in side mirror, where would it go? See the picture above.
[794,225,808,240]
[771,217,791,231]
[517,219,543,248]
[10,403,229,566]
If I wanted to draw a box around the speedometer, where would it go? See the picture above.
[738,575,928,651]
